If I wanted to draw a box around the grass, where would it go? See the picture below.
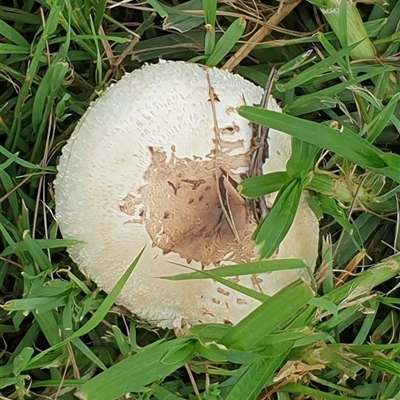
[1,0,400,399]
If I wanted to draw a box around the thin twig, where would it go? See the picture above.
[223,0,302,70]
[206,72,242,244]
[247,67,277,223]
[185,363,201,398]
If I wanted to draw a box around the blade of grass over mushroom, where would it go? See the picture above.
[164,259,310,280]
[221,280,314,351]
[241,170,358,204]
[286,137,319,178]
[320,238,334,295]
[163,264,269,302]
[237,106,400,183]
[206,17,246,67]
[76,337,196,400]
[239,171,288,198]
[253,178,303,259]
[27,248,145,365]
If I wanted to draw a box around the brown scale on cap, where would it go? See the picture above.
[120,147,257,267]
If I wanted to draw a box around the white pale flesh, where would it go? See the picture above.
[55,61,319,328]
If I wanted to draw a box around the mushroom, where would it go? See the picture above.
[55,61,319,329]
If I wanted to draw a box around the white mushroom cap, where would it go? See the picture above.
[55,61,319,328]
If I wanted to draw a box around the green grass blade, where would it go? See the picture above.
[152,384,182,400]
[3,297,69,313]
[163,2,204,32]
[286,65,393,115]
[334,213,381,264]
[282,382,369,400]
[353,298,378,345]
[71,338,107,371]
[277,49,315,77]
[21,231,53,271]
[163,259,309,281]
[286,137,319,178]
[238,106,400,183]
[206,17,246,67]
[31,60,69,163]
[28,248,145,365]
[225,345,292,400]
[2,238,81,257]
[35,311,64,347]
[323,254,400,305]
[12,346,34,375]
[310,0,376,59]
[253,178,303,259]
[76,338,196,400]
[146,0,168,17]
[164,264,268,302]
[203,0,217,55]
[222,280,314,350]
[239,171,289,198]
[6,0,65,152]
[278,40,360,90]
[366,92,400,142]
[0,43,29,55]
[0,145,52,170]
[371,356,400,378]
[313,194,353,233]
[0,18,29,46]
[338,0,348,49]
